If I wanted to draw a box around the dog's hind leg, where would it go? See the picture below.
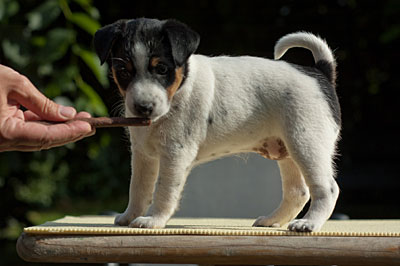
[253,158,310,228]
[285,134,340,232]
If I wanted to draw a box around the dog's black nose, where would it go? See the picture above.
[134,102,154,117]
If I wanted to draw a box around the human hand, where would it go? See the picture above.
[0,64,95,151]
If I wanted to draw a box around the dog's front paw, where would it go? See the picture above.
[253,216,282,228]
[114,212,135,226]
[129,216,167,229]
[288,219,322,232]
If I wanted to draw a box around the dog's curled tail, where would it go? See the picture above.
[274,32,337,87]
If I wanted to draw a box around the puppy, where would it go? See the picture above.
[94,18,341,232]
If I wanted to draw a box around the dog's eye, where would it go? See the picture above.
[154,63,169,75]
[117,69,131,80]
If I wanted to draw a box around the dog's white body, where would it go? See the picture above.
[114,32,340,232]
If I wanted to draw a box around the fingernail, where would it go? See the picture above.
[60,106,76,119]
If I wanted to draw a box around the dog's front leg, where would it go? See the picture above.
[115,150,160,226]
[129,147,195,228]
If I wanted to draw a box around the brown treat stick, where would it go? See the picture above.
[72,117,151,128]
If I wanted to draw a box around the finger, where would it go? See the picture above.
[22,110,96,137]
[24,110,92,121]
[6,119,93,150]
[75,111,92,119]
[71,112,96,135]
[7,74,76,121]
[23,110,41,121]
[0,133,88,152]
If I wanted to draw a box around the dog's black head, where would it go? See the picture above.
[94,18,200,120]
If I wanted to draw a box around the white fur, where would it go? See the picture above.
[127,42,171,120]
[275,32,336,68]
[132,42,148,75]
[115,32,340,232]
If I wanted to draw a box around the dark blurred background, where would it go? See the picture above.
[0,0,399,264]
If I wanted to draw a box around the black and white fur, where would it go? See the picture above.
[94,18,341,232]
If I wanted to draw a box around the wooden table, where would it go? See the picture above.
[17,232,400,265]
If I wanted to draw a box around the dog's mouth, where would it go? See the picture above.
[125,92,171,123]
[129,107,167,123]
[143,112,167,123]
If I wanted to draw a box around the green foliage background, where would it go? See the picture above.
[0,0,130,242]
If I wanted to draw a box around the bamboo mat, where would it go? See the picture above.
[23,216,400,237]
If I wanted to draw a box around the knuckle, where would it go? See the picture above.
[7,69,21,81]
[19,74,30,86]
[7,73,32,99]
[13,73,30,89]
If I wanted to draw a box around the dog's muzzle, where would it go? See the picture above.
[134,102,154,117]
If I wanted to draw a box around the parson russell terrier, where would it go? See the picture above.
[94,18,341,232]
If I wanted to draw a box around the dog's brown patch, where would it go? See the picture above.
[167,67,184,100]
[111,67,126,97]
[150,57,160,68]
[254,137,288,160]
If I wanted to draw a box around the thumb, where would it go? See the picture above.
[9,75,77,121]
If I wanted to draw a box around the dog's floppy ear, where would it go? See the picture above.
[94,20,126,65]
[163,20,200,66]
